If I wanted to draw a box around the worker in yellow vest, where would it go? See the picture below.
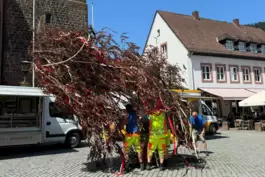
[120,103,144,172]
[146,97,168,171]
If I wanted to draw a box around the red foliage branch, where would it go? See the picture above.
[33,27,193,161]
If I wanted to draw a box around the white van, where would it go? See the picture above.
[196,100,219,134]
[0,86,87,148]
[174,90,219,134]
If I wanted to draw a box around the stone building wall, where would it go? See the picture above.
[1,0,88,85]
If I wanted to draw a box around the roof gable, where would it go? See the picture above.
[142,11,158,54]
[158,10,265,59]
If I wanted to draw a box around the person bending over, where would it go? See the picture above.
[189,111,208,155]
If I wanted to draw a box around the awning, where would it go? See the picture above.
[199,88,261,100]
[239,90,265,107]
[245,88,265,93]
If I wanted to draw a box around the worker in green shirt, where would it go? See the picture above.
[146,98,168,171]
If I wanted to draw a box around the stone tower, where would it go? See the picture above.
[0,0,88,85]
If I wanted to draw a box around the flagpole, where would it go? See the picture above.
[32,0,36,87]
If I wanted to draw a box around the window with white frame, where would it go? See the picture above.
[225,40,234,50]
[261,45,265,54]
[254,67,262,82]
[201,64,211,80]
[238,42,246,52]
[230,66,238,81]
[216,65,225,81]
[250,43,258,53]
[161,43,167,58]
[242,67,250,82]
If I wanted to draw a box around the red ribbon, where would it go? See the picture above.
[95,50,107,65]
[64,95,69,105]
[167,116,177,155]
[112,154,125,176]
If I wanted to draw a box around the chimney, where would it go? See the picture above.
[233,19,240,27]
[192,11,200,20]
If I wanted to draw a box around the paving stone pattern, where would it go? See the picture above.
[1,130,265,177]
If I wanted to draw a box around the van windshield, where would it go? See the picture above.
[202,104,213,116]
[49,102,74,119]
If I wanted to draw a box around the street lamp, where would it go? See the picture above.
[88,25,96,39]
[20,60,32,85]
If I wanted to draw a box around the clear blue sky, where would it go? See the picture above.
[86,0,265,50]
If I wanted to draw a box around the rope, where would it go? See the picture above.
[43,35,90,67]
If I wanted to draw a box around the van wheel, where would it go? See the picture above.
[210,124,217,134]
[66,132,81,148]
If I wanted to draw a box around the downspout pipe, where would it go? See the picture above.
[188,52,195,90]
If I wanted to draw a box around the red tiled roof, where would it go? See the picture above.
[158,10,265,59]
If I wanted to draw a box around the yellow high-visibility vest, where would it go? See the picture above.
[149,111,167,135]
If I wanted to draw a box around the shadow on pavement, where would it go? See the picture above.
[206,134,229,140]
[81,153,208,175]
[0,142,88,160]
[167,154,207,169]
[81,156,123,174]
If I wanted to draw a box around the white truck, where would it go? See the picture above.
[174,89,219,134]
[0,86,87,148]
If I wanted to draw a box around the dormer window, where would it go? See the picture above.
[225,40,234,50]
[238,42,246,52]
[250,43,258,53]
[261,45,265,54]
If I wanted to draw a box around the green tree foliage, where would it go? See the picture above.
[246,22,265,32]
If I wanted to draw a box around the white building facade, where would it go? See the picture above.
[144,10,265,117]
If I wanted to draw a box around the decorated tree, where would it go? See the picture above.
[32,27,193,162]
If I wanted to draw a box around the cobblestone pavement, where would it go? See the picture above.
[1,130,265,177]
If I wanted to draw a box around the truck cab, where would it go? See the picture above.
[42,96,86,147]
[199,100,218,134]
